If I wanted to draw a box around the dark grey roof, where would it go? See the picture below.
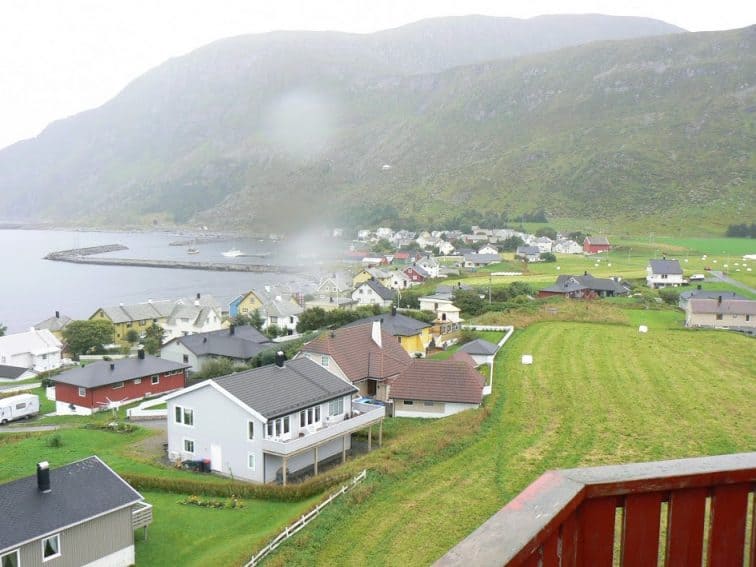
[53,356,189,388]
[33,314,72,332]
[465,253,501,264]
[0,456,142,553]
[168,326,273,359]
[516,246,540,255]
[363,279,396,300]
[343,312,430,336]
[679,290,745,302]
[541,274,629,295]
[0,365,31,379]
[649,259,683,275]
[213,358,357,419]
[459,339,499,356]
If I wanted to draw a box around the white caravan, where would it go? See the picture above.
[0,393,40,425]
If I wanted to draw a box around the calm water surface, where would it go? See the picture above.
[0,229,322,333]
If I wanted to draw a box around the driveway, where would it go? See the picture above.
[709,271,756,295]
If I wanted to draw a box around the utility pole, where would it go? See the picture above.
[489,273,492,304]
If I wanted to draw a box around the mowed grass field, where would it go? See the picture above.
[268,321,756,566]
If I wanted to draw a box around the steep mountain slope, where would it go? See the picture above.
[3,16,752,233]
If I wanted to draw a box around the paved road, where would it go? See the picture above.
[0,382,41,393]
[709,271,756,295]
[0,424,59,433]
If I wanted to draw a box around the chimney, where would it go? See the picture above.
[37,462,51,493]
[138,349,145,360]
[391,305,397,316]
[55,311,60,319]
[229,325,235,336]
[196,292,201,300]
[275,351,285,368]
[718,295,722,305]
[371,320,382,348]
[110,363,115,371]
[203,337,207,343]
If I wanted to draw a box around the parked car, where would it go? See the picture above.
[690,274,705,281]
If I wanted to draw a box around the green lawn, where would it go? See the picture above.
[268,321,756,566]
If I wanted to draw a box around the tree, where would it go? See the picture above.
[500,236,525,252]
[535,227,557,240]
[62,320,115,355]
[0,322,6,337]
[452,289,485,317]
[232,310,264,330]
[540,252,557,263]
[658,288,681,306]
[142,324,165,355]
[370,238,394,255]
[125,329,140,345]
[568,231,587,244]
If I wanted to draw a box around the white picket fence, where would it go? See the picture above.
[245,469,368,566]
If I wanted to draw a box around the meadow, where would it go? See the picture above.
[268,319,756,565]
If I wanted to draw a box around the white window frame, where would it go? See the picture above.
[0,549,19,567]
[78,387,86,398]
[328,398,344,417]
[266,416,290,439]
[320,355,329,367]
[174,405,194,427]
[247,453,256,471]
[133,378,141,384]
[112,381,124,389]
[41,533,61,561]
[183,438,195,454]
[151,375,160,385]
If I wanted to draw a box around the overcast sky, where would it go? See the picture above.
[0,0,754,150]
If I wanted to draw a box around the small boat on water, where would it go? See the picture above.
[187,247,199,255]
[222,249,244,258]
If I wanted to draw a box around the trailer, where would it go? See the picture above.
[0,393,40,425]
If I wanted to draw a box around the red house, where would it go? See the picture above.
[583,235,611,254]
[53,350,189,415]
[403,265,429,283]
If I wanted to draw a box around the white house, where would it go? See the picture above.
[553,239,583,254]
[458,339,499,366]
[0,329,62,373]
[352,280,396,307]
[387,270,414,290]
[416,256,440,278]
[515,246,542,262]
[647,259,684,288]
[478,244,499,255]
[162,297,224,342]
[163,355,384,484]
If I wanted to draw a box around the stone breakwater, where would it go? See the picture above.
[44,244,300,273]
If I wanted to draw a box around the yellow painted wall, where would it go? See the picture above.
[89,308,167,345]
[398,328,432,356]
[237,292,263,315]
[352,271,373,287]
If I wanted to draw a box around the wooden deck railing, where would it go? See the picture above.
[436,452,756,566]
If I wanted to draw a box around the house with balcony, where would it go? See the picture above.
[164,355,384,484]
[0,456,151,567]
[298,321,411,401]
[52,350,188,415]
[646,259,684,288]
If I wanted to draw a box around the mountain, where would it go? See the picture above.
[4,15,753,233]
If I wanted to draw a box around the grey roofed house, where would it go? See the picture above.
[33,312,73,333]
[162,325,272,359]
[95,295,221,324]
[464,253,501,265]
[649,259,683,275]
[585,235,610,246]
[0,364,33,380]
[688,298,756,316]
[459,339,499,356]
[208,357,357,419]
[516,246,541,256]
[343,311,430,337]
[540,274,630,296]
[0,456,144,557]
[363,279,396,300]
[53,355,189,388]
[678,290,745,309]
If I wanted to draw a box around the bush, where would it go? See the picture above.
[540,252,556,263]
[46,435,63,448]
[658,288,681,306]
[457,329,481,344]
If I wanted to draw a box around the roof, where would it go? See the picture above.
[450,351,478,367]
[164,325,271,359]
[212,358,357,419]
[0,456,142,554]
[679,290,746,302]
[95,296,221,324]
[301,322,411,382]
[585,236,610,246]
[541,274,629,295]
[0,329,62,356]
[343,312,430,337]
[53,355,189,388]
[516,246,540,255]
[649,259,683,275]
[360,279,396,300]
[465,253,500,264]
[0,365,32,380]
[33,314,73,332]
[459,339,498,356]
[688,298,756,316]
[390,359,484,404]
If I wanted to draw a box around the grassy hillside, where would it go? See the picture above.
[3,19,753,234]
[267,319,756,565]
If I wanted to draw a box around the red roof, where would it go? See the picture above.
[450,351,478,367]
[390,359,484,404]
[302,322,411,382]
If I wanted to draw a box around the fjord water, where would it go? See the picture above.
[0,229,315,333]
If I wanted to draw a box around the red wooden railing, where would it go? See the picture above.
[436,452,756,566]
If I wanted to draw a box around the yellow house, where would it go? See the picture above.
[90,301,174,345]
[353,268,395,289]
[229,287,301,319]
[352,270,374,287]
[33,311,73,341]
[343,309,433,357]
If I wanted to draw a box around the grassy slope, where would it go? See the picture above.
[268,320,756,565]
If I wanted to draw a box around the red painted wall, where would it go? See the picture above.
[57,370,186,409]
[583,243,611,254]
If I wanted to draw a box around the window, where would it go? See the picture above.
[42,534,60,561]
[247,453,256,470]
[112,381,124,389]
[746,315,751,322]
[183,354,189,363]
[266,416,290,438]
[321,355,329,367]
[300,406,321,427]
[716,313,723,320]
[78,387,86,398]
[403,400,414,405]
[183,439,195,453]
[15,403,25,410]
[151,375,160,385]
[1,550,19,567]
[175,406,194,426]
[134,378,141,384]
[328,398,344,416]
[423,401,434,407]
[248,421,254,440]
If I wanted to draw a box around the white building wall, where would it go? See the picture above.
[394,401,478,418]
[160,342,200,372]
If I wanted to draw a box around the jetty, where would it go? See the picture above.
[44,244,301,274]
